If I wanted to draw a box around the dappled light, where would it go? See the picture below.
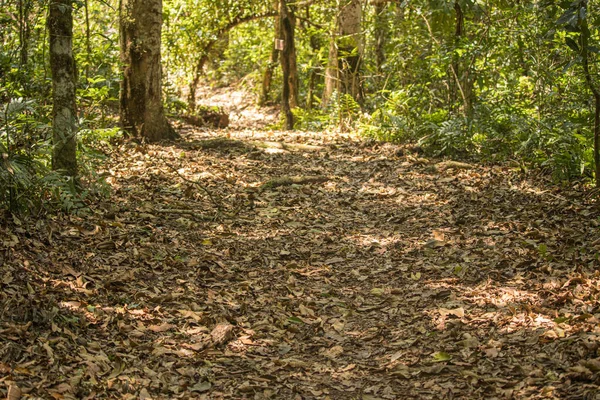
[4,121,600,397]
[3,0,600,398]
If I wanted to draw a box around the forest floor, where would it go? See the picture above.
[3,98,600,399]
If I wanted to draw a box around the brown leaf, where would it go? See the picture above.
[210,323,235,346]
[148,323,175,333]
[139,388,153,400]
[323,345,344,359]
[7,385,21,400]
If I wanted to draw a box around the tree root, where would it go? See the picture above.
[261,175,329,190]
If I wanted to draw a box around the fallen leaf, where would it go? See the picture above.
[190,381,212,393]
[323,345,344,359]
[432,352,452,362]
[148,323,175,333]
[7,384,21,400]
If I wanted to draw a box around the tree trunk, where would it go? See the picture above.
[19,0,31,67]
[280,0,294,130]
[452,0,463,113]
[84,0,92,80]
[48,0,78,176]
[374,2,387,81]
[338,0,362,103]
[306,34,320,110]
[322,0,363,108]
[188,54,208,112]
[120,0,177,142]
[259,3,280,107]
[305,6,320,110]
[322,33,338,108]
[579,2,600,187]
[287,5,299,109]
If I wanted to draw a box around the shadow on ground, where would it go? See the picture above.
[2,126,600,399]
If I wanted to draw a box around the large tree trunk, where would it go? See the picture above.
[322,0,363,108]
[120,0,177,142]
[48,0,78,176]
[338,0,363,103]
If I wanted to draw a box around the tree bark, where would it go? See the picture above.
[120,0,177,142]
[48,0,78,177]
[280,0,294,130]
[84,0,92,80]
[19,0,31,67]
[259,2,280,106]
[322,32,338,108]
[305,6,320,110]
[322,0,363,108]
[287,5,299,108]
[338,0,363,103]
[374,2,387,81]
[579,1,600,187]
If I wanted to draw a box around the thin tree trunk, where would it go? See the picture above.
[259,43,280,106]
[259,5,280,107]
[188,54,209,112]
[374,2,387,81]
[84,0,92,80]
[305,6,320,110]
[306,55,318,110]
[451,0,463,107]
[19,0,31,67]
[280,0,294,130]
[594,95,600,188]
[120,0,177,142]
[580,2,600,187]
[322,33,338,108]
[48,0,78,176]
[287,5,299,108]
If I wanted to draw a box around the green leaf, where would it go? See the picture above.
[288,316,304,324]
[588,46,600,54]
[565,37,580,52]
[432,351,452,362]
[556,9,577,26]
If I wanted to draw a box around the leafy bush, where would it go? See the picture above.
[0,98,116,214]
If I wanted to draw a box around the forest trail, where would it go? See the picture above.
[3,124,600,399]
[195,85,279,129]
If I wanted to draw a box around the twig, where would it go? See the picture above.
[154,209,214,220]
[162,160,224,212]
[260,175,329,191]
[161,160,245,219]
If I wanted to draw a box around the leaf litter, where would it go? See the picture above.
[1,124,600,399]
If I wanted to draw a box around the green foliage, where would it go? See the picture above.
[351,1,600,183]
[292,107,329,131]
[0,97,115,214]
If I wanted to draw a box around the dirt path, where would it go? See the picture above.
[195,85,279,129]
[2,126,600,399]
